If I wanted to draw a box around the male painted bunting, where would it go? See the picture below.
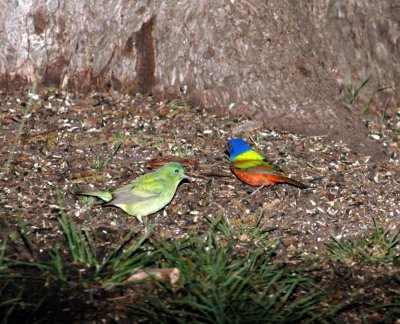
[227,138,307,194]
[79,162,188,223]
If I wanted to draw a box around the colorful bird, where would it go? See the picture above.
[78,162,188,223]
[227,138,307,194]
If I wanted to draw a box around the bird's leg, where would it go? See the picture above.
[142,216,157,235]
[250,185,265,196]
[143,216,149,234]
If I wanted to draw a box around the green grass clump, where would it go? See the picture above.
[343,74,391,116]
[127,234,324,323]
[167,99,192,111]
[0,211,332,322]
[326,217,400,265]
[345,75,370,107]
[124,216,328,322]
[0,212,153,321]
[91,131,124,171]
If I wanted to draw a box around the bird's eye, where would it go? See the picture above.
[175,169,179,173]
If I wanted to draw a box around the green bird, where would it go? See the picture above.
[79,162,188,223]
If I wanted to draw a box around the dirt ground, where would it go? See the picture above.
[0,89,399,322]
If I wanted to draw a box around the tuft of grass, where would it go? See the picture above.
[360,84,392,116]
[205,215,234,238]
[167,99,192,111]
[325,217,400,265]
[1,188,153,318]
[157,99,192,118]
[126,229,325,323]
[345,75,370,107]
[0,212,334,322]
[79,194,98,208]
[0,213,153,320]
[1,196,341,322]
[344,74,392,116]
[111,130,125,144]
[92,155,108,171]
[91,131,123,171]
[55,209,154,285]
[98,229,153,286]
[57,212,98,268]
[173,134,191,157]
[124,216,329,322]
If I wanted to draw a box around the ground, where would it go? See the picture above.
[0,89,399,322]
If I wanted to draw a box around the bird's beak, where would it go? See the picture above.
[182,174,194,181]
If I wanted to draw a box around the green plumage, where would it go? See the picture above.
[79,162,188,223]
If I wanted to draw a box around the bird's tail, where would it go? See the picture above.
[280,176,307,189]
[78,191,113,202]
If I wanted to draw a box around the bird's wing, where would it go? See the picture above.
[243,164,283,176]
[130,175,167,197]
[112,182,136,194]
[262,158,282,171]
[109,175,166,206]
[232,160,282,173]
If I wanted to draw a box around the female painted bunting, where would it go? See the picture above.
[79,162,188,223]
[227,138,307,194]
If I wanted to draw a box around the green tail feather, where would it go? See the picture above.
[78,191,113,202]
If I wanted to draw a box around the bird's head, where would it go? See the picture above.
[159,162,189,182]
[227,138,252,161]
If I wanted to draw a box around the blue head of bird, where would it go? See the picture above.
[227,138,252,161]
